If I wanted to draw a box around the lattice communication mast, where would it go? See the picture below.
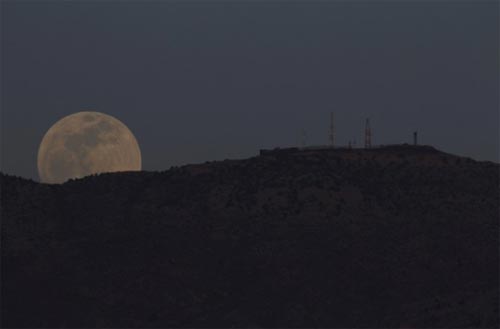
[301,129,307,148]
[329,112,335,148]
[365,118,372,149]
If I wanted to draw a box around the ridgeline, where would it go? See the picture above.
[1,145,498,327]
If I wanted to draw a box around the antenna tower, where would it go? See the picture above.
[329,112,335,147]
[301,129,307,148]
[365,118,372,149]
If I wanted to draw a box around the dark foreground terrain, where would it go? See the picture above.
[1,145,499,327]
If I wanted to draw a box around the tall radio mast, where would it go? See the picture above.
[365,118,372,149]
[329,112,335,148]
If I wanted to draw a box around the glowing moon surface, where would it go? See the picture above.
[37,111,142,184]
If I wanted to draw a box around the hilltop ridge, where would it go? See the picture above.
[0,144,491,186]
[1,145,498,327]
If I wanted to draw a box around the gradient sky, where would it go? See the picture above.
[2,1,499,181]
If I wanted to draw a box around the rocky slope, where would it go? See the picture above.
[1,145,498,327]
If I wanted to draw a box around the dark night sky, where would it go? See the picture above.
[2,1,498,181]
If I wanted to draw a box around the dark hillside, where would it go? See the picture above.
[1,145,498,327]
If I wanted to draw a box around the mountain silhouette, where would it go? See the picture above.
[1,145,498,327]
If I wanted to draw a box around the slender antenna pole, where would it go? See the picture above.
[365,118,372,149]
[301,129,307,148]
[329,112,335,148]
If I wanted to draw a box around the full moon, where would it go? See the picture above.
[37,111,142,184]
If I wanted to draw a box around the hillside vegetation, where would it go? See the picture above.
[1,145,498,327]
